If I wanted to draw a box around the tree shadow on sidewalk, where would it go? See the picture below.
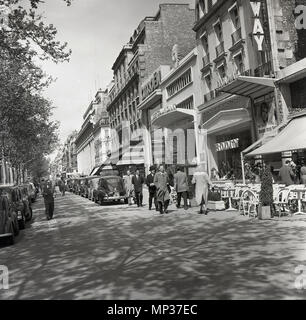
[1,193,306,300]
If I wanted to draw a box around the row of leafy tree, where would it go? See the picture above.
[0,0,72,182]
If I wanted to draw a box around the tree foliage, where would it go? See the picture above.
[0,0,72,181]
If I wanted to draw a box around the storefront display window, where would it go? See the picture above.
[215,129,252,180]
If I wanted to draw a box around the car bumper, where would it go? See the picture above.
[103,196,127,201]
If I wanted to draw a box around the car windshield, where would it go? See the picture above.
[100,177,123,192]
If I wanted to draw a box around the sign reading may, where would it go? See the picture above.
[251,1,264,51]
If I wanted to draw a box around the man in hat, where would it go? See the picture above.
[146,166,158,211]
[42,179,56,220]
[154,165,170,214]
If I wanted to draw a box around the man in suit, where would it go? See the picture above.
[174,166,188,210]
[123,170,134,205]
[42,179,56,220]
[146,166,158,211]
[154,165,170,214]
[279,160,295,186]
[132,169,145,207]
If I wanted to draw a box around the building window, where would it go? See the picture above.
[200,33,209,55]
[233,52,244,75]
[203,72,212,89]
[198,0,206,18]
[176,96,194,110]
[229,4,240,30]
[166,69,192,98]
[214,21,223,44]
[217,63,226,80]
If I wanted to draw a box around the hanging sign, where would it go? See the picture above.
[251,1,264,51]
[215,138,239,152]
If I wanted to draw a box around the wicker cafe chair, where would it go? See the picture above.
[274,188,291,217]
[232,185,249,210]
[240,189,259,218]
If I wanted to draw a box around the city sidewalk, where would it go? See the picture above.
[1,191,306,299]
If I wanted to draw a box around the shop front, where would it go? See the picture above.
[201,100,254,181]
[151,105,198,197]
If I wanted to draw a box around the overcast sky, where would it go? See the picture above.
[38,0,194,144]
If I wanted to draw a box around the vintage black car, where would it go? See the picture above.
[0,187,19,245]
[96,176,128,205]
[20,184,33,222]
[10,187,27,230]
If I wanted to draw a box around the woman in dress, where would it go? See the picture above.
[192,164,212,215]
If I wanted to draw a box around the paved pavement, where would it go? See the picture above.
[1,190,306,300]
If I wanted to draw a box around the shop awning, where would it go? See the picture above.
[90,166,100,176]
[276,58,306,84]
[116,143,145,166]
[152,107,195,128]
[138,90,162,111]
[246,113,306,157]
[218,76,276,99]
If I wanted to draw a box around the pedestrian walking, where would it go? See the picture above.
[192,165,212,215]
[154,165,170,214]
[132,169,145,207]
[174,166,189,211]
[59,177,66,196]
[279,160,295,186]
[42,179,56,220]
[123,170,134,205]
[146,166,158,211]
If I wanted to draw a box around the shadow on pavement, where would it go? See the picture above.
[1,192,306,300]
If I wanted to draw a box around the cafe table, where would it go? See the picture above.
[225,188,238,212]
[292,189,306,216]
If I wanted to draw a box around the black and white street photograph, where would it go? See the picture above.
[1,0,306,305]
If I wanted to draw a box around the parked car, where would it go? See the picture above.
[96,176,128,205]
[20,184,33,222]
[0,188,17,245]
[10,187,27,230]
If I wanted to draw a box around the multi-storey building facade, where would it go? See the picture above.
[76,88,111,176]
[193,0,305,179]
[107,3,195,175]
[92,88,112,175]
[61,130,78,176]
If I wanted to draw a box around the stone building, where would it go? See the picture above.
[61,130,78,176]
[192,0,306,179]
[107,3,195,175]
[76,88,111,176]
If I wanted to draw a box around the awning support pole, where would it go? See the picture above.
[241,152,246,185]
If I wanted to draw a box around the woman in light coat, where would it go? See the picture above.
[192,165,212,215]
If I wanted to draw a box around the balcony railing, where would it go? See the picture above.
[231,28,242,46]
[215,41,225,58]
[202,54,210,68]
